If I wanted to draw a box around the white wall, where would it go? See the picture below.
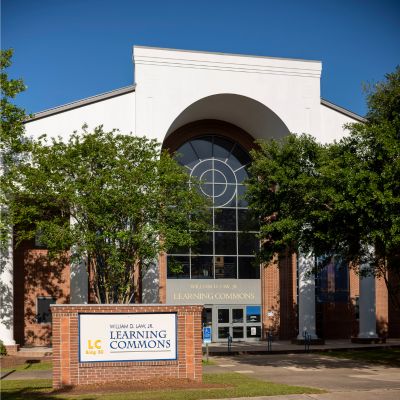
[25,92,135,141]
[24,47,361,146]
[133,46,323,143]
[320,103,360,143]
[166,93,291,141]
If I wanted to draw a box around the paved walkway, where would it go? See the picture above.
[2,369,52,380]
[204,352,400,400]
[206,391,400,400]
[203,338,400,355]
[3,342,400,400]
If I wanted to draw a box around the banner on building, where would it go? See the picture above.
[79,313,177,362]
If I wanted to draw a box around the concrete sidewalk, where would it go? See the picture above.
[203,338,400,355]
[204,351,400,400]
[1,369,52,380]
[207,390,400,400]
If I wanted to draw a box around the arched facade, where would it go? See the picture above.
[3,45,395,352]
[162,120,265,341]
[165,94,291,143]
[159,117,301,342]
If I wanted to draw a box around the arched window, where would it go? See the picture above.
[167,135,259,280]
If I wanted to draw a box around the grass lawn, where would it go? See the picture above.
[1,361,53,373]
[322,348,400,367]
[1,373,323,400]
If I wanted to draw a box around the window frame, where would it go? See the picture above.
[36,296,56,324]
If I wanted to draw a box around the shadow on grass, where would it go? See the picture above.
[319,349,400,367]
[224,349,400,371]
[1,373,323,400]
[1,360,53,373]
[1,379,96,400]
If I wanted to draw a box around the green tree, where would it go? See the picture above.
[330,67,400,308]
[5,127,210,303]
[246,66,400,309]
[245,133,327,262]
[1,49,30,234]
[1,49,30,330]
[0,49,29,168]
[365,66,400,127]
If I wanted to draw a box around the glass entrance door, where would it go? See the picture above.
[231,308,244,339]
[217,308,230,340]
[215,306,261,342]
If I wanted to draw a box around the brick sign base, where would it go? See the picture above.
[51,304,203,388]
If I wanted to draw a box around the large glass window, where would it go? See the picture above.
[36,297,56,324]
[316,256,349,303]
[167,135,259,279]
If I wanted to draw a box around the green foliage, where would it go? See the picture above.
[5,127,210,303]
[0,49,30,168]
[247,66,400,308]
[1,50,31,328]
[0,339,7,355]
[246,134,327,261]
[365,66,400,128]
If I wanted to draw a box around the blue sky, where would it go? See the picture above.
[2,0,399,116]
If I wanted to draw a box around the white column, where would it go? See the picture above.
[358,265,377,338]
[69,215,88,304]
[142,260,159,304]
[297,251,318,340]
[0,224,16,346]
[70,257,88,304]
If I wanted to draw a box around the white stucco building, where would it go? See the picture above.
[4,46,391,350]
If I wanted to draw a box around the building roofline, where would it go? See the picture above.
[133,45,321,64]
[321,98,366,123]
[25,83,365,125]
[25,85,136,123]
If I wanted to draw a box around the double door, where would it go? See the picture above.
[203,305,262,342]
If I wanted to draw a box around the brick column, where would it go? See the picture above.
[60,317,71,385]
[376,275,388,337]
[262,261,280,337]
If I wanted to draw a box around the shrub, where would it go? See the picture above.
[0,340,7,356]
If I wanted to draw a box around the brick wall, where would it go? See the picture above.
[261,260,280,337]
[261,253,297,340]
[349,267,360,337]
[388,270,400,338]
[13,241,70,346]
[278,252,297,339]
[376,276,389,337]
[51,304,203,389]
[317,303,354,339]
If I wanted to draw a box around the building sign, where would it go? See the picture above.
[167,279,261,305]
[79,313,177,363]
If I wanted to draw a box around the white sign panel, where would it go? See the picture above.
[79,313,177,362]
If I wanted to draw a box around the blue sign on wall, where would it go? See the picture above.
[203,326,212,344]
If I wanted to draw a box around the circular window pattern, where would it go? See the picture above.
[175,136,251,207]
[168,135,260,280]
[193,159,237,206]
